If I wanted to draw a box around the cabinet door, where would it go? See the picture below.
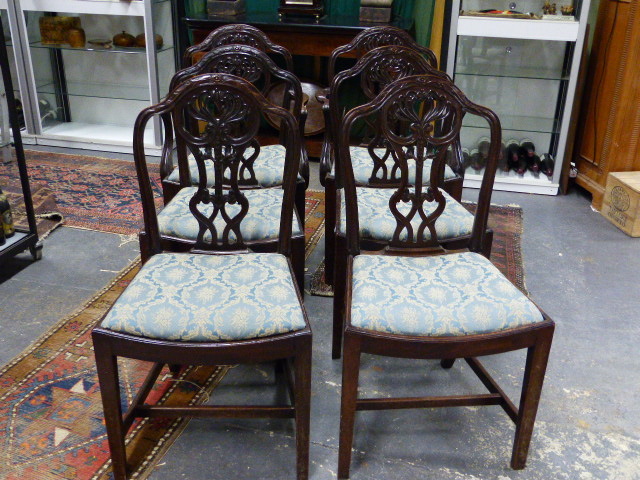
[454,35,572,191]
[574,0,640,208]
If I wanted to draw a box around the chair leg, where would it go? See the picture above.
[294,338,312,480]
[444,176,464,202]
[168,364,182,378]
[161,180,179,205]
[337,333,362,480]
[332,236,347,359]
[324,179,337,287]
[511,328,554,469]
[138,232,151,264]
[292,236,305,297]
[295,182,306,231]
[482,230,494,260]
[440,358,456,369]
[93,337,128,480]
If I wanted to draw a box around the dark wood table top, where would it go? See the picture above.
[184,10,412,35]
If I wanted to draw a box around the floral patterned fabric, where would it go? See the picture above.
[100,253,306,342]
[338,187,474,241]
[158,187,302,243]
[331,146,456,185]
[166,144,302,188]
[350,252,543,336]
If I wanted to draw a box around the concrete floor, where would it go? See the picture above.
[1,155,639,480]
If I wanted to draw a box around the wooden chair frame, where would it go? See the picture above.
[143,57,307,291]
[334,75,555,477]
[162,44,309,222]
[321,45,469,291]
[326,25,438,84]
[93,74,312,480]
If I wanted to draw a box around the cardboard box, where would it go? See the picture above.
[601,171,640,237]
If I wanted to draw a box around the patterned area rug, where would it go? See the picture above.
[0,150,163,235]
[309,203,527,296]
[0,187,326,480]
[0,260,229,480]
[0,151,326,258]
[304,189,325,259]
[3,182,64,240]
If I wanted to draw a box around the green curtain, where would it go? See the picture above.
[413,0,434,46]
[325,0,360,18]
[392,0,417,24]
[246,0,280,12]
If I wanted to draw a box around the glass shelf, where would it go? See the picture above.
[19,0,170,16]
[455,65,569,81]
[30,41,174,55]
[463,113,560,134]
[38,81,150,101]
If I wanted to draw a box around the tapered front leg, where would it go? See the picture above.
[511,327,553,469]
[338,333,362,479]
[294,337,312,480]
[93,335,128,480]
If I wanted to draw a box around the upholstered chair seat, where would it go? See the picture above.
[166,145,304,188]
[330,146,457,185]
[158,187,303,243]
[100,252,306,342]
[338,187,474,241]
[350,252,543,337]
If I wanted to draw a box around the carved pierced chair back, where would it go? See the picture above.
[134,73,301,255]
[182,24,293,70]
[169,45,304,186]
[329,45,452,186]
[339,74,501,255]
[327,26,438,83]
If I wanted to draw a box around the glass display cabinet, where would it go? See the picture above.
[7,0,175,154]
[1,1,28,161]
[446,0,591,194]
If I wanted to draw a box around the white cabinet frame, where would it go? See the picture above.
[446,0,591,195]
[6,0,170,153]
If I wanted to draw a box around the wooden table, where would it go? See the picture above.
[179,10,412,78]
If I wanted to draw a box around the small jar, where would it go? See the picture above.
[67,27,86,48]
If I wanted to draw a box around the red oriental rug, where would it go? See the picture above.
[0,151,325,258]
[0,261,228,480]
[0,150,163,235]
[0,187,326,480]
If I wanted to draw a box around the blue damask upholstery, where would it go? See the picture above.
[100,252,306,342]
[158,187,302,243]
[331,146,457,185]
[338,187,474,241]
[350,252,543,336]
[166,144,302,188]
